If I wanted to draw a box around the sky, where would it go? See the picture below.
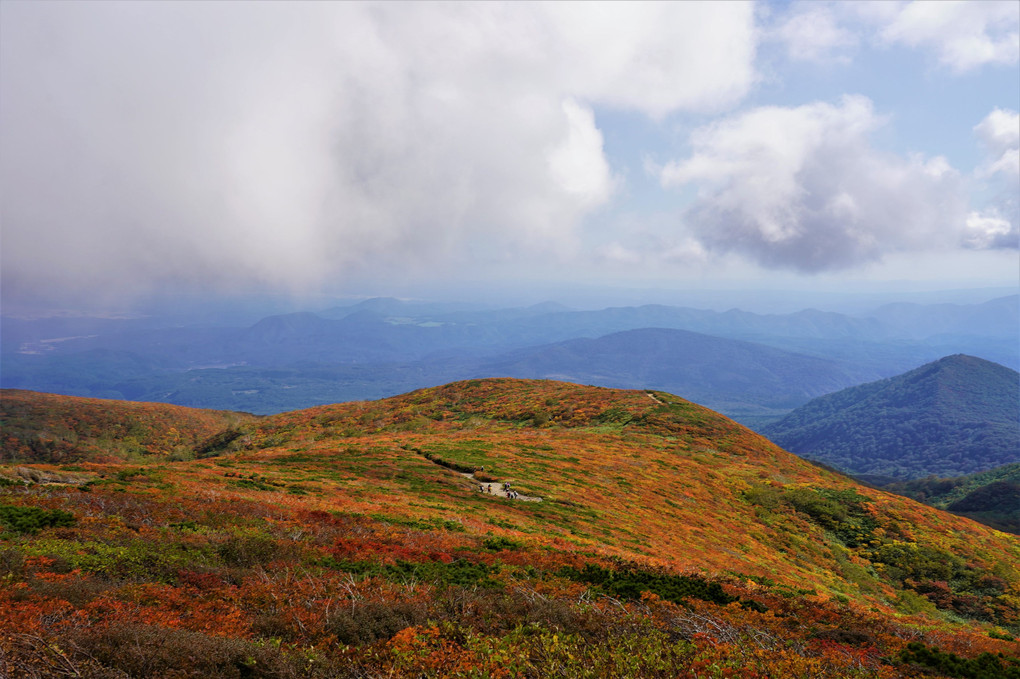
[1,1,1018,315]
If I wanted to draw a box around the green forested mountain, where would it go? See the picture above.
[879,463,1020,534]
[762,355,1019,480]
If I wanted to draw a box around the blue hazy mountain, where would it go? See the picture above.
[3,296,1016,426]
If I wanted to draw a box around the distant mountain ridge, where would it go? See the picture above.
[478,327,864,423]
[3,295,1017,420]
[867,295,1019,340]
[6,295,1017,367]
[762,355,1020,480]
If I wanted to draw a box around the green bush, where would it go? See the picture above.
[231,477,275,491]
[559,563,766,612]
[868,542,964,583]
[422,451,478,474]
[899,642,1020,679]
[595,408,633,425]
[23,537,214,582]
[0,503,75,534]
[324,557,501,588]
[779,487,878,546]
[742,484,782,510]
[216,532,282,568]
[483,536,523,551]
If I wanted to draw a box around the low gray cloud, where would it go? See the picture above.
[659,96,970,272]
[0,2,756,308]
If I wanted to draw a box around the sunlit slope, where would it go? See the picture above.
[0,388,255,462]
[3,379,1019,677]
[210,378,1018,606]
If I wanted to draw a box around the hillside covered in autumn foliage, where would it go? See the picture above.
[1,381,1018,678]
[1,389,255,464]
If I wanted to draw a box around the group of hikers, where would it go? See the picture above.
[479,480,520,499]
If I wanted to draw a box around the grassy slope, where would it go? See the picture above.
[1,388,255,463]
[240,379,1014,593]
[1,380,1018,678]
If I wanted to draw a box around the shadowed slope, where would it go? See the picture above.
[1,389,254,463]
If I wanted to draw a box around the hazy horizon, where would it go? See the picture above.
[3,284,1018,326]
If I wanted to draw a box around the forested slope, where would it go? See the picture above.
[879,463,1020,534]
[762,355,1019,479]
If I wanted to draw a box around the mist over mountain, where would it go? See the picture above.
[477,327,864,425]
[867,295,1019,340]
[2,295,1017,426]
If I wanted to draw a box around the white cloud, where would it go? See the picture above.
[660,96,970,271]
[767,1,1019,72]
[970,108,1020,249]
[964,210,1016,249]
[975,108,1020,178]
[596,242,644,265]
[875,0,1019,72]
[771,3,858,63]
[541,2,757,118]
[594,234,708,269]
[547,99,615,213]
[0,2,758,304]
[660,239,710,266]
